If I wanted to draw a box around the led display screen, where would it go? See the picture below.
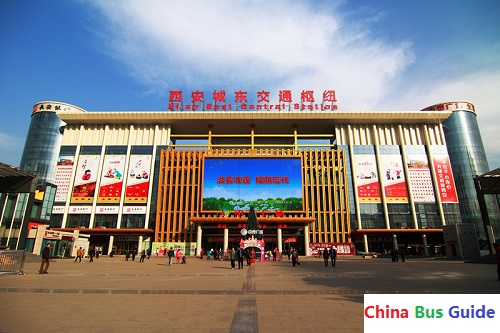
[202,157,303,212]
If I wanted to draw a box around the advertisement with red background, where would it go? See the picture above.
[125,155,152,203]
[98,155,125,203]
[72,155,100,203]
[354,155,381,203]
[309,242,355,256]
[432,155,458,203]
[380,155,408,202]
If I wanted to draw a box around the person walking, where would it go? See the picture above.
[74,247,83,263]
[175,249,182,264]
[330,247,337,267]
[237,247,244,269]
[39,243,51,274]
[125,250,130,261]
[230,247,236,269]
[88,247,94,263]
[140,250,146,263]
[291,248,298,267]
[168,247,174,266]
[322,248,329,267]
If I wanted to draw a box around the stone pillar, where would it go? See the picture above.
[392,234,398,251]
[196,225,202,256]
[277,228,283,254]
[363,233,369,253]
[422,234,429,256]
[137,236,143,254]
[223,228,229,253]
[108,235,114,255]
[304,224,310,256]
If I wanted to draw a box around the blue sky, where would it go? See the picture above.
[1,0,499,168]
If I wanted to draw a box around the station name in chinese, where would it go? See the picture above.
[168,89,338,111]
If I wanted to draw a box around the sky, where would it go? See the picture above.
[1,0,499,169]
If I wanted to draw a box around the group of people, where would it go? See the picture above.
[229,246,248,269]
[165,247,186,265]
[390,248,406,262]
[321,247,337,267]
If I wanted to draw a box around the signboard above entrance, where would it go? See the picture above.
[168,89,338,111]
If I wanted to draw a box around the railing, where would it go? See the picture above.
[0,250,26,275]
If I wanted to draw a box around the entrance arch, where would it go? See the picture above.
[191,217,315,257]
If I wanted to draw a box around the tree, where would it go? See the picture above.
[245,206,262,240]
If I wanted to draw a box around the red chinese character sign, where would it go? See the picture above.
[432,155,458,203]
[168,89,338,111]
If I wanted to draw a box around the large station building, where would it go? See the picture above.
[2,92,498,258]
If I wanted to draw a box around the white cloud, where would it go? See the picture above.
[0,131,23,167]
[86,0,413,106]
[380,69,500,169]
[84,0,499,169]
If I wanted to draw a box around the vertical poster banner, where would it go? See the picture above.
[380,155,408,202]
[406,153,435,203]
[98,155,125,203]
[54,155,75,202]
[432,155,458,203]
[353,155,381,203]
[125,155,152,203]
[71,155,101,203]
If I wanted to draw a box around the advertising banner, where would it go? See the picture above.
[406,153,435,203]
[380,155,408,202]
[71,155,101,203]
[54,155,75,202]
[98,155,125,203]
[432,155,458,203]
[125,155,152,203]
[353,154,380,203]
[309,242,356,256]
[152,242,197,256]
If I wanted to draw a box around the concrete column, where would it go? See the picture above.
[392,234,398,251]
[137,236,143,254]
[277,228,283,254]
[422,234,429,256]
[304,224,310,256]
[196,225,202,256]
[108,236,114,255]
[223,228,229,253]
[363,234,369,253]
[33,225,47,255]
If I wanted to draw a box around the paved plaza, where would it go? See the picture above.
[1,255,499,333]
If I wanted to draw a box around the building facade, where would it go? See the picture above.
[422,101,500,249]
[1,102,84,250]
[35,102,463,257]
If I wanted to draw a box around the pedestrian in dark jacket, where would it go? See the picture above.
[330,247,337,267]
[323,248,329,267]
[39,243,51,274]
